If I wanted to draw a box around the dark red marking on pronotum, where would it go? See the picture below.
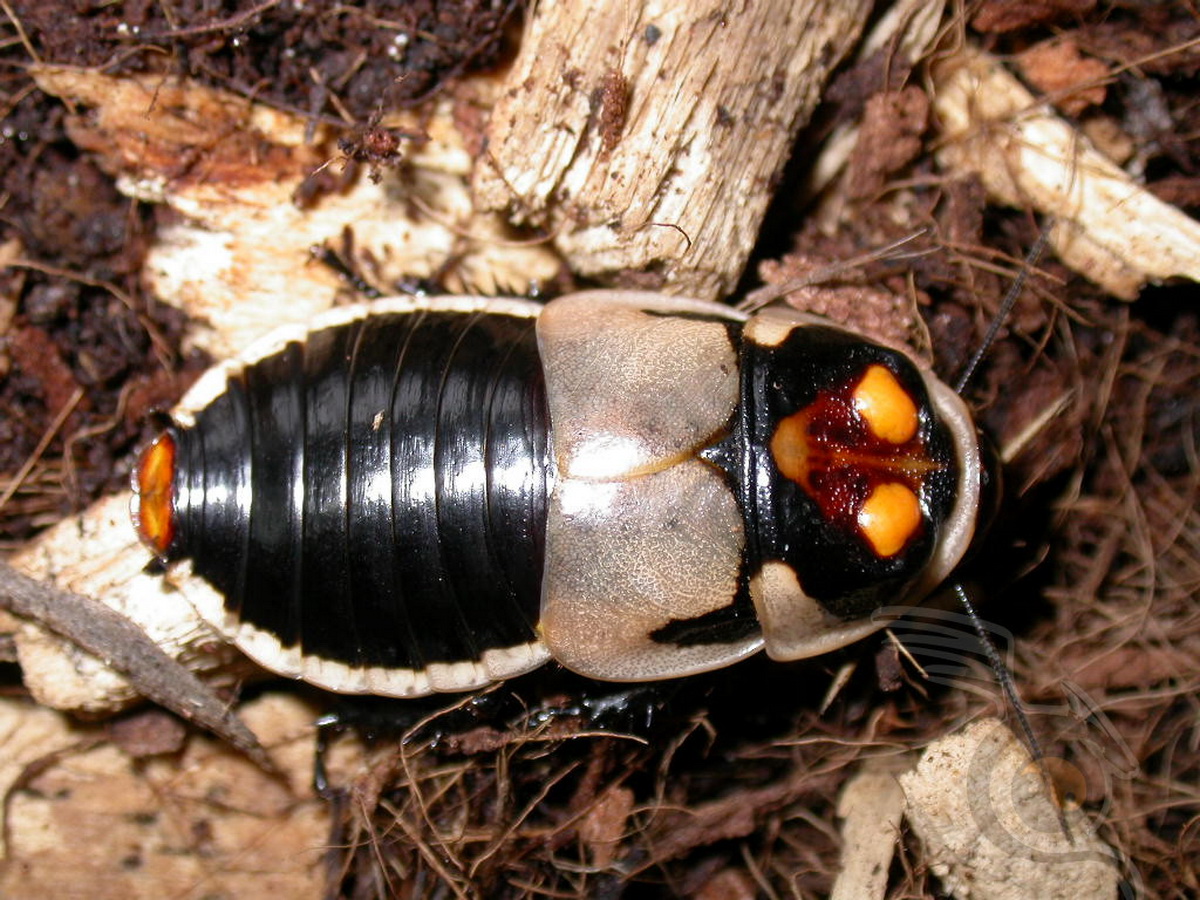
[767,349,953,553]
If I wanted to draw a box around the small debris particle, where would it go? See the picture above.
[1017,39,1109,116]
[972,0,1097,33]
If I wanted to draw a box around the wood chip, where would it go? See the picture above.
[579,785,634,869]
[7,493,244,717]
[830,765,906,900]
[1016,39,1108,117]
[0,548,270,769]
[30,65,560,359]
[933,48,1200,299]
[0,693,325,896]
[899,718,1121,900]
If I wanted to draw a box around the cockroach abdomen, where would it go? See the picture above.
[142,301,554,694]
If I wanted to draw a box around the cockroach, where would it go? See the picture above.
[132,289,986,697]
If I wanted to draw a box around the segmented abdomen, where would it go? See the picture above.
[169,308,551,673]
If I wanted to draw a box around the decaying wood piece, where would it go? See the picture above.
[0,537,269,767]
[899,718,1121,900]
[5,494,235,717]
[474,0,873,299]
[932,48,1200,299]
[30,65,561,359]
[0,693,326,896]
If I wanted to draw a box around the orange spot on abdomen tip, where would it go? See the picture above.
[132,431,177,557]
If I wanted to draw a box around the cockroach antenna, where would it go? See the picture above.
[949,227,1074,838]
[952,584,1044,757]
[953,225,1053,395]
[957,582,1075,840]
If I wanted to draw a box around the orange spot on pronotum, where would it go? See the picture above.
[133,432,177,557]
[853,364,918,444]
[857,482,921,557]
